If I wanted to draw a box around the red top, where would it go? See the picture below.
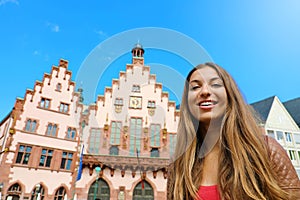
[196,185,221,200]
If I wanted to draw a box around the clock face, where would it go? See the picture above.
[129,96,142,109]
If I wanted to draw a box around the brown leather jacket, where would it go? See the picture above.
[167,136,300,199]
[266,136,300,199]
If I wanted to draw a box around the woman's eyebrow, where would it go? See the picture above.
[189,77,221,83]
[189,79,201,84]
[210,77,222,82]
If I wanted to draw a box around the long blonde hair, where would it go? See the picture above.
[169,63,290,199]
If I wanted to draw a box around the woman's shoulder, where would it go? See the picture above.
[264,135,293,172]
[264,135,300,192]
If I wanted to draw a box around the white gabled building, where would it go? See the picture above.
[251,96,300,177]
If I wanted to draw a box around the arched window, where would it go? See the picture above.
[25,119,37,132]
[31,120,37,132]
[31,184,45,200]
[88,178,110,200]
[109,146,119,155]
[46,123,58,136]
[54,186,66,200]
[7,183,22,200]
[133,180,154,200]
[150,148,159,158]
[67,127,76,140]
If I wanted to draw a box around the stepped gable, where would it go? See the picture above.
[95,45,178,115]
[23,59,76,104]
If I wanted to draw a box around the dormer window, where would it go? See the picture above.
[132,84,140,93]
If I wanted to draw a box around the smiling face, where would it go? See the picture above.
[187,66,227,125]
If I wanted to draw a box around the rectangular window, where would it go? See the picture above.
[267,130,275,138]
[288,150,296,161]
[147,100,156,108]
[114,98,123,106]
[46,123,58,137]
[285,132,293,143]
[59,103,69,113]
[129,118,142,156]
[150,124,161,147]
[296,169,300,179]
[132,84,140,92]
[110,121,122,145]
[169,134,177,157]
[39,148,53,167]
[16,145,32,165]
[294,133,300,145]
[40,97,50,109]
[89,128,101,154]
[60,152,73,170]
[276,131,284,142]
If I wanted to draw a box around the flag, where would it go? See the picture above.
[76,144,84,181]
[141,179,144,190]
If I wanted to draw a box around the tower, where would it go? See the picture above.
[131,43,145,65]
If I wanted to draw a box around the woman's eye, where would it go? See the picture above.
[191,85,200,90]
[211,83,223,88]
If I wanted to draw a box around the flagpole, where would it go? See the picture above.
[72,121,86,200]
[136,148,144,190]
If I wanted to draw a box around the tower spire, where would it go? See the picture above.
[131,43,145,65]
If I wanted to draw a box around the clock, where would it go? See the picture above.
[129,96,142,109]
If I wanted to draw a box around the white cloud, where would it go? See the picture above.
[0,0,19,6]
[52,25,60,32]
[46,22,60,33]
[95,30,108,38]
[33,50,40,56]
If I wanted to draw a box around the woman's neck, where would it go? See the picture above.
[197,120,222,158]
[200,143,220,186]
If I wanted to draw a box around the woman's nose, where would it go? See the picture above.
[199,84,211,97]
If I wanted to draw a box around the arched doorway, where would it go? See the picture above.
[88,178,110,200]
[133,180,154,200]
[6,183,21,200]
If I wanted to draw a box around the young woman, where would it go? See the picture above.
[167,63,300,200]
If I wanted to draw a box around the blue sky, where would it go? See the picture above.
[1,0,300,120]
